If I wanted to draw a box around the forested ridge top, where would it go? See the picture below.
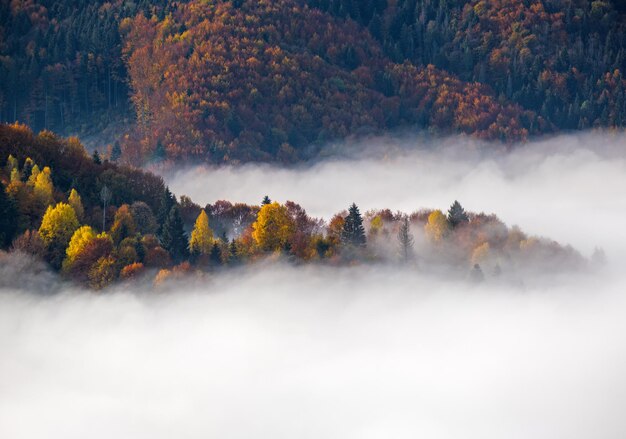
[1,123,589,290]
[1,0,625,164]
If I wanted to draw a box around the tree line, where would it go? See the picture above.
[1,123,585,289]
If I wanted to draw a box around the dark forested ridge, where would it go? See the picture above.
[1,0,625,165]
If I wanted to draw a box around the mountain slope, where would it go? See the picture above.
[120,0,540,164]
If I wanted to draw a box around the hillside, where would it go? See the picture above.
[1,0,625,164]
[1,123,585,289]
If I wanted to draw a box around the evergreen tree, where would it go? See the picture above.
[341,203,366,247]
[261,195,271,205]
[397,216,414,262]
[153,140,166,162]
[228,239,239,264]
[157,188,177,237]
[161,205,188,263]
[0,180,18,248]
[209,242,222,266]
[447,200,469,228]
[92,150,102,164]
[111,141,122,161]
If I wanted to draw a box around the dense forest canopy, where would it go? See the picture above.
[1,0,625,164]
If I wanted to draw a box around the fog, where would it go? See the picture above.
[2,132,626,438]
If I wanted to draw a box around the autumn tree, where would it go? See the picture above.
[189,209,213,255]
[252,202,295,252]
[447,200,469,228]
[33,166,54,208]
[161,205,188,262]
[68,189,85,222]
[130,202,158,235]
[11,230,46,258]
[38,202,80,267]
[110,204,137,244]
[424,210,449,242]
[397,216,414,262]
[341,203,366,248]
[63,225,97,271]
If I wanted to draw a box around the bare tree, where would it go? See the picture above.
[398,216,414,263]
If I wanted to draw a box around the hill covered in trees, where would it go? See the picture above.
[1,0,625,164]
[1,124,587,290]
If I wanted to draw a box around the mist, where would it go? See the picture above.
[3,132,626,438]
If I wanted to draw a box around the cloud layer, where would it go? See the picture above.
[2,132,626,438]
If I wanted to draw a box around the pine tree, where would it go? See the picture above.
[161,205,188,262]
[397,216,414,262]
[0,180,18,248]
[341,203,366,247]
[447,200,469,228]
[92,150,101,164]
[261,195,271,205]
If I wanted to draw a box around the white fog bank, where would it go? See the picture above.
[2,132,626,438]
[166,132,626,259]
[1,266,626,439]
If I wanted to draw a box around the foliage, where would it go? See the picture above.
[252,202,296,252]
[424,210,450,242]
[38,202,79,248]
[68,189,85,222]
[189,210,214,256]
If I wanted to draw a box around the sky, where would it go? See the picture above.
[2,132,626,438]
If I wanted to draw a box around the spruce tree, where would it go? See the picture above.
[92,150,101,164]
[261,195,271,205]
[157,188,177,237]
[161,205,188,263]
[341,203,366,247]
[0,180,18,248]
[447,200,469,228]
[228,239,239,264]
[209,242,222,266]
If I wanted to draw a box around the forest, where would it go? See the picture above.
[1,0,625,164]
[0,123,586,290]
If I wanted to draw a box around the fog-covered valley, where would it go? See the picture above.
[2,133,626,438]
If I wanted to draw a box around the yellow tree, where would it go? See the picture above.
[5,154,18,174]
[39,202,79,268]
[68,189,85,222]
[27,164,40,186]
[10,168,20,183]
[252,202,295,252]
[39,202,79,247]
[63,225,97,270]
[33,166,54,207]
[189,209,213,255]
[424,210,450,242]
